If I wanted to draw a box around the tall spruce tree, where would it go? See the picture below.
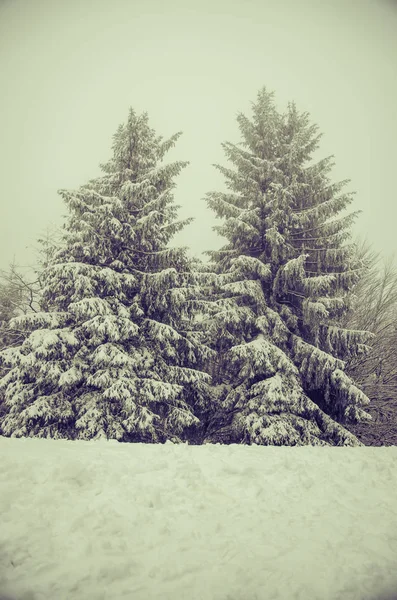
[203,88,373,446]
[0,109,212,442]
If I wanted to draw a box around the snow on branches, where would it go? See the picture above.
[0,109,211,443]
[204,87,372,445]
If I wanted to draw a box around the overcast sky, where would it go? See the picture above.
[0,0,396,272]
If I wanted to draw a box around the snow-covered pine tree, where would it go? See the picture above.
[0,109,213,442]
[203,87,373,446]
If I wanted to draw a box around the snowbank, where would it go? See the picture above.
[0,437,396,600]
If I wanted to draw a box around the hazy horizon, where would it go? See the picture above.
[1,0,396,273]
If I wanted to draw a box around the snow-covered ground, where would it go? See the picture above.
[0,437,396,600]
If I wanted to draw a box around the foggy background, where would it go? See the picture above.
[0,0,396,271]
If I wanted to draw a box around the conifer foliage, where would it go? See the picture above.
[204,88,372,446]
[0,110,212,442]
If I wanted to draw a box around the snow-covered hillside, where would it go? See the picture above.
[0,437,396,600]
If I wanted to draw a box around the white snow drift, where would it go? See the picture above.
[0,437,396,600]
